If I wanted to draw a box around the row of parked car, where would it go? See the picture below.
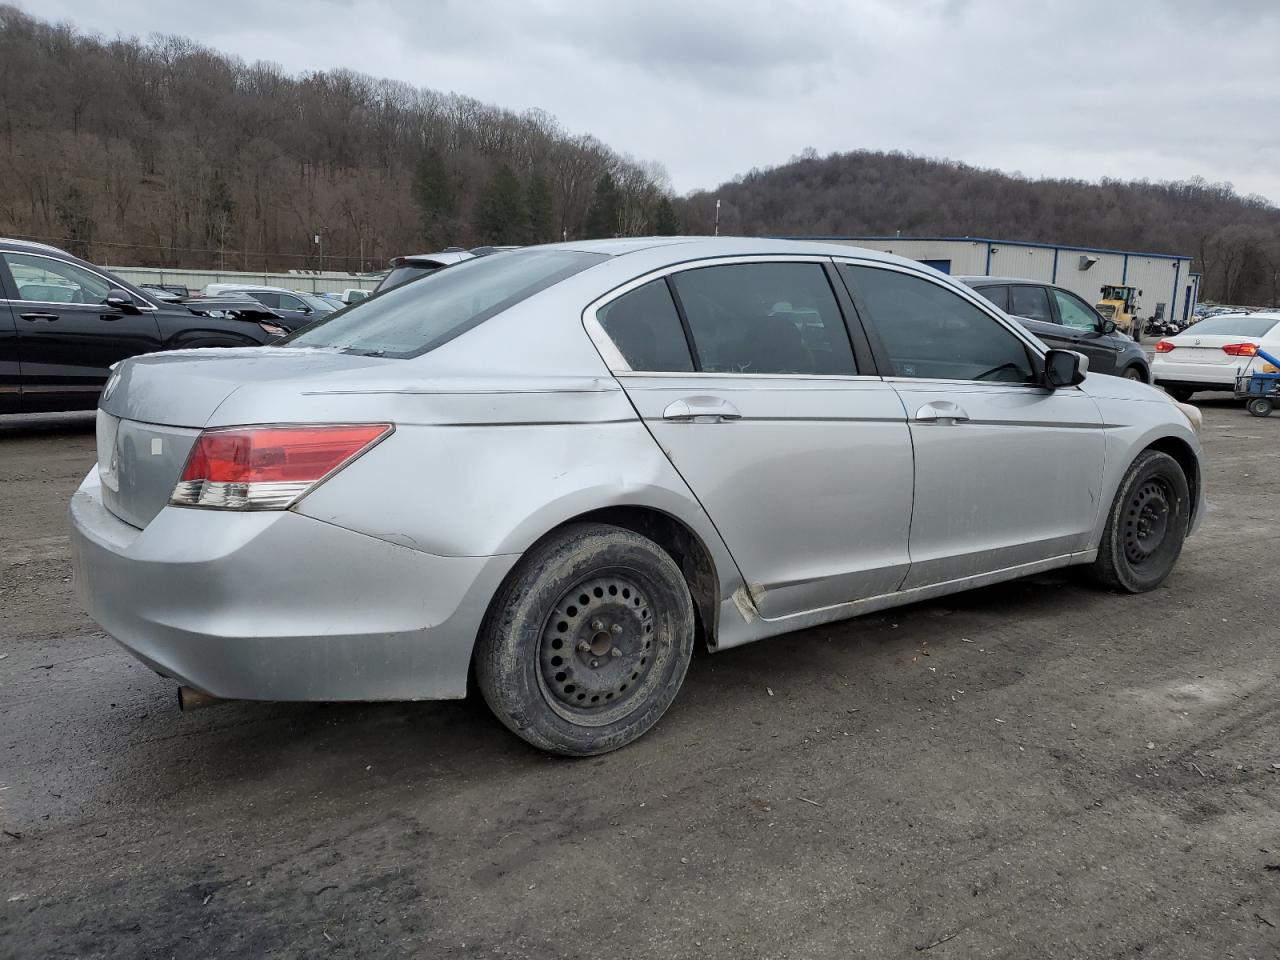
[1,235,1272,416]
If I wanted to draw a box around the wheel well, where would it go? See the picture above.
[1144,436,1200,523]
[560,506,721,650]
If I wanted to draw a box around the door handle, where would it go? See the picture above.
[20,312,58,322]
[913,401,971,424]
[662,396,742,423]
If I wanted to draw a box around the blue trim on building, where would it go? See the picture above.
[1051,248,1059,283]
[1121,255,1129,284]
[783,235,1193,263]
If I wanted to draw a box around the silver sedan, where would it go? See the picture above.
[71,238,1205,755]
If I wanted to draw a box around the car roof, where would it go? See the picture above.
[542,235,939,267]
[956,275,1063,286]
[394,250,476,266]
[0,236,74,256]
[216,284,301,294]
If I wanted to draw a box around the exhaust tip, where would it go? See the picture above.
[177,686,228,711]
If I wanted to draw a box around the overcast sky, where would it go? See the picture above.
[32,0,1280,202]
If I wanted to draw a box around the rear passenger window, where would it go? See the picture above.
[974,285,1008,311]
[596,279,694,372]
[1010,285,1054,323]
[669,263,856,375]
[840,265,1035,383]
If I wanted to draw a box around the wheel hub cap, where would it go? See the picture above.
[1123,480,1171,563]
[540,575,655,712]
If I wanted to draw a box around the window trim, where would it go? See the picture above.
[0,250,158,311]
[833,258,1054,389]
[582,254,875,379]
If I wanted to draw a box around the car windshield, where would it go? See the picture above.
[284,249,606,358]
[297,293,337,313]
[1183,315,1279,337]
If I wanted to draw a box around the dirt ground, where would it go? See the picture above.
[1,398,1277,959]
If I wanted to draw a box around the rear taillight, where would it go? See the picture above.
[171,423,391,510]
[1154,340,1176,353]
[1221,342,1258,356]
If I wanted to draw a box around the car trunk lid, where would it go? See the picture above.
[1162,333,1258,365]
[97,347,392,528]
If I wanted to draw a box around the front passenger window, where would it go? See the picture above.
[1053,290,1102,331]
[839,265,1035,383]
[3,252,111,305]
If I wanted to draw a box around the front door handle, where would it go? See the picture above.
[913,401,971,424]
[20,312,58,322]
[662,396,742,423]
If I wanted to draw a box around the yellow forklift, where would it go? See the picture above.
[1095,284,1142,335]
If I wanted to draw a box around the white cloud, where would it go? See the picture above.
[30,0,1280,201]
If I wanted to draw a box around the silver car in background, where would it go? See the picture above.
[71,238,1205,755]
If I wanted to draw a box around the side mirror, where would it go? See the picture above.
[1044,348,1088,388]
[104,289,141,314]
[1100,319,1117,335]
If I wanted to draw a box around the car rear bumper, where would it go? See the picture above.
[1151,359,1248,389]
[70,468,516,701]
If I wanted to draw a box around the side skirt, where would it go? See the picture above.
[713,550,1097,651]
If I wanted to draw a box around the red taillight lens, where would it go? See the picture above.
[172,423,391,510]
[1154,340,1176,353]
[1221,342,1258,356]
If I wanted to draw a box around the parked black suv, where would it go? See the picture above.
[0,239,286,413]
[959,277,1150,382]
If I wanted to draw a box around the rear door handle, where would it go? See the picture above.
[20,312,58,322]
[913,401,971,424]
[662,397,742,423]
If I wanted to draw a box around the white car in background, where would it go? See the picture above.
[1152,312,1280,401]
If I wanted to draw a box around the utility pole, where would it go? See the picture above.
[313,232,322,273]
[714,198,721,237]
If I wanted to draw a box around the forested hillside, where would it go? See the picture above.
[3,6,1277,303]
[678,149,1280,304]
[0,6,677,272]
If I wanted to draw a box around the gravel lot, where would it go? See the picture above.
[1,398,1277,959]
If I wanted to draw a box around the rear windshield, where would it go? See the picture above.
[1183,315,1279,338]
[377,264,441,292]
[284,250,605,358]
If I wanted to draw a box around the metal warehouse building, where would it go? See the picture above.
[807,236,1199,327]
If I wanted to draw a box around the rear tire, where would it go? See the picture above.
[1090,450,1190,593]
[475,523,695,756]
[1248,397,1274,417]
[1121,365,1146,382]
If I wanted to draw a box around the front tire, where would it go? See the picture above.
[475,523,695,756]
[1247,397,1274,417]
[1090,450,1191,593]
[1165,386,1194,402]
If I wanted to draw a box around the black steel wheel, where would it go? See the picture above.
[1247,397,1274,418]
[1091,450,1191,592]
[475,523,695,756]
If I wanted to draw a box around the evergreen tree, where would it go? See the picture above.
[411,146,454,247]
[652,194,680,236]
[584,172,619,239]
[475,164,526,245]
[525,171,554,244]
